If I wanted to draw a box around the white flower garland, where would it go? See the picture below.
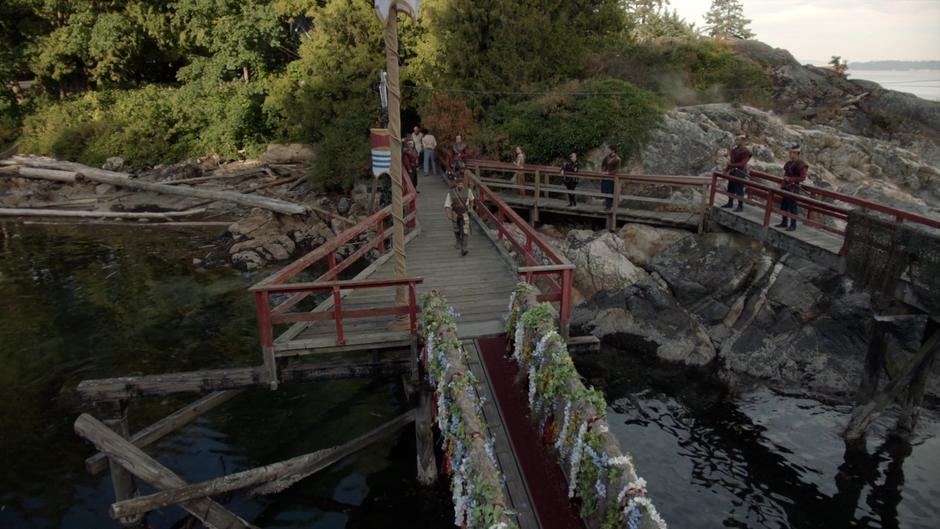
[624,496,667,529]
[568,422,588,498]
[512,316,525,362]
[527,365,537,409]
[554,401,573,456]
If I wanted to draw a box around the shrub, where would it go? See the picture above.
[420,92,478,146]
[491,78,663,164]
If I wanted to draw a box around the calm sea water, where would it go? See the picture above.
[0,223,451,529]
[574,347,940,529]
[850,70,940,101]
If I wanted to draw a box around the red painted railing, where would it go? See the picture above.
[250,175,420,360]
[468,172,575,334]
[710,170,940,253]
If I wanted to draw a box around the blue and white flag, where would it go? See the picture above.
[370,128,392,177]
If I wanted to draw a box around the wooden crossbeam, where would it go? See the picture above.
[86,390,244,474]
[74,414,258,529]
[109,410,416,519]
[78,356,412,401]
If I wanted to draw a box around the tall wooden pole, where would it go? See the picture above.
[384,6,407,305]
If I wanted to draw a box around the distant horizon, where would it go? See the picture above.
[669,0,940,64]
[799,59,940,68]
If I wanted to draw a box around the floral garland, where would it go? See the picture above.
[506,284,667,529]
[421,291,518,529]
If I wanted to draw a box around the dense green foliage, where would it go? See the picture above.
[496,79,664,163]
[2,0,772,188]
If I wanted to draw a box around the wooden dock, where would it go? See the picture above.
[272,172,520,356]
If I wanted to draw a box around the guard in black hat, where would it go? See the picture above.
[778,143,808,231]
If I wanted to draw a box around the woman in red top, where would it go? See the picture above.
[722,134,752,211]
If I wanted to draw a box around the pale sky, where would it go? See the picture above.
[668,0,940,63]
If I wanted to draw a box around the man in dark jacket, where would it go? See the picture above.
[600,146,621,210]
[778,143,808,231]
[561,152,580,207]
[722,134,752,211]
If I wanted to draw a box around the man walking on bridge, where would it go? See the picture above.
[722,134,751,211]
[778,143,808,231]
[445,177,474,256]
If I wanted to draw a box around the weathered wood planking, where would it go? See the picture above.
[74,414,258,529]
[109,410,416,519]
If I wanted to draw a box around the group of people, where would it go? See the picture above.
[557,146,623,209]
[721,135,808,231]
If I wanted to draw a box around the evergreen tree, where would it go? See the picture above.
[829,56,848,77]
[622,1,697,42]
[704,0,754,41]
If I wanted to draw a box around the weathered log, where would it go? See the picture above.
[77,356,412,400]
[74,414,258,529]
[109,410,415,519]
[0,207,207,220]
[12,156,309,216]
[5,166,79,183]
[86,390,244,474]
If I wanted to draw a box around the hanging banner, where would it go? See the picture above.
[370,128,392,178]
[374,0,420,24]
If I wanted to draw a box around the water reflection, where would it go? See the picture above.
[575,347,940,529]
[0,223,451,529]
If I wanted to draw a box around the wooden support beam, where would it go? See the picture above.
[107,410,416,519]
[844,328,940,440]
[74,413,258,529]
[0,207,207,220]
[86,390,243,474]
[415,387,437,485]
[98,401,144,529]
[77,357,412,401]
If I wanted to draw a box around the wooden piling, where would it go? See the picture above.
[415,385,437,485]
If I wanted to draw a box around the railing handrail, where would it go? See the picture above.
[713,172,851,216]
[251,174,419,290]
[745,169,940,228]
[468,157,708,186]
[468,172,572,267]
[251,277,424,294]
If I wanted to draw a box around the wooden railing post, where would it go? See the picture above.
[560,268,573,339]
[762,190,775,240]
[408,282,418,336]
[698,182,709,233]
[332,286,345,345]
[524,236,534,266]
[254,290,278,389]
[610,176,621,231]
[709,173,718,206]
[533,170,541,224]
[497,209,505,240]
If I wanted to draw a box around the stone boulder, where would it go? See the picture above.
[617,223,690,267]
[260,143,315,165]
[572,277,717,366]
[556,230,645,298]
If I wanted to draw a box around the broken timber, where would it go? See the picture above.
[77,356,412,400]
[10,156,309,216]
[109,410,415,519]
[86,390,244,474]
[74,414,258,529]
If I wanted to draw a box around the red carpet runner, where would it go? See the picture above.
[476,336,586,529]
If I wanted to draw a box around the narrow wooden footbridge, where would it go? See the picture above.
[70,155,940,529]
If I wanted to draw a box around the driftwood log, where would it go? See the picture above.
[10,156,309,216]
[74,413,258,529]
[108,410,415,519]
[0,207,207,220]
[0,166,79,183]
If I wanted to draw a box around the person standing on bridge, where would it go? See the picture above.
[722,134,752,211]
[411,125,424,153]
[778,143,808,231]
[601,145,621,210]
[513,146,526,196]
[445,177,475,256]
[561,152,580,207]
[403,140,419,193]
[421,129,438,176]
[448,134,472,176]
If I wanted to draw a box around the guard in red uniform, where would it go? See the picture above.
[778,143,808,231]
[722,134,752,211]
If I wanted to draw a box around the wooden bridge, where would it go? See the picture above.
[70,155,940,529]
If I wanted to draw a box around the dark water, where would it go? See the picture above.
[0,223,451,529]
[574,348,940,529]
